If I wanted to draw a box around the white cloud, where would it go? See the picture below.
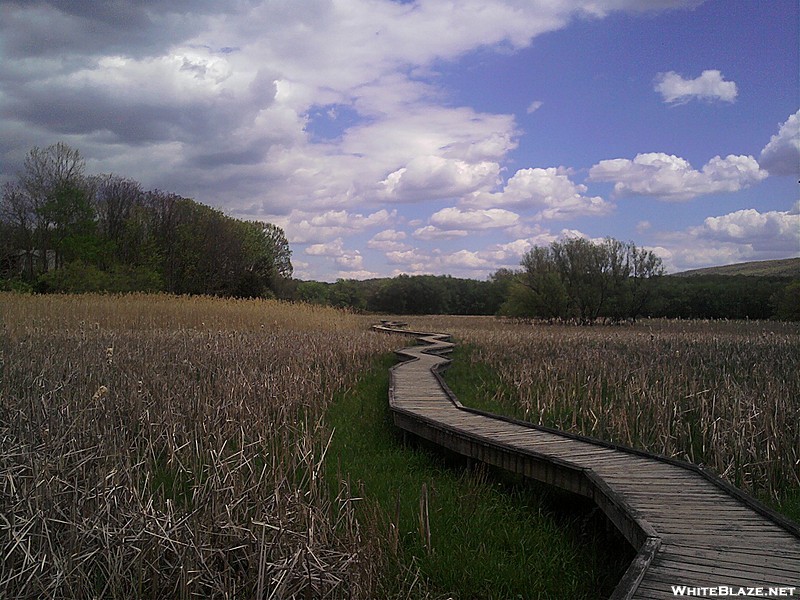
[691,207,800,251]
[385,248,432,268]
[526,100,543,114]
[759,110,800,176]
[412,225,469,240]
[466,167,614,219]
[368,229,410,250]
[588,152,768,201]
[479,227,587,266]
[305,238,346,257]
[271,209,396,243]
[304,237,369,277]
[1,0,754,281]
[336,253,364,269]
[654,69,738,104]
[371,228,407,242]
[1,0,702,220]
[379,155,500,202]
[429,207,520,231]
[653,205,800,272]
[439,250,490,269]
[420,227,586,276]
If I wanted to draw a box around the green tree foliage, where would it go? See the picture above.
[649,275,795,320]
[365,274,506,315]
[771,280,800,321]
[10,142,96,273]
[1,143,292,298]
[329,279,367,310]
[297,280,330,304]
[502,237,664,323]
[292,274,506,315]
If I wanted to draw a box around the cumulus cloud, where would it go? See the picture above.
[270,209,396,243]
[475,230,559,266]
[367,229,410,251]
[588,152,768,201]
[305,238,346,257]
[385,246,491,277]
[379,155,500,202]
[412,225,469,240]
[439,250,491,269]
[0,1,701,209]
[466,167,613,219]
[384,226,586,277]
[691,206,800,252]
[0,0,743,280]
[304,237,370,277]
[652,204,800,272]
[429,207,520,231]
[759,110,800,176]
[385,248,432,268]
[654,70,738,104]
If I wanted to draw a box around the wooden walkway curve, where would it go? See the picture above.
[374,323,800,599]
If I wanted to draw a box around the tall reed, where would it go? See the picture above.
[0,292,397,598]
[412,316,799,502]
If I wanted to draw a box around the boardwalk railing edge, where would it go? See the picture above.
[372,323,800,599]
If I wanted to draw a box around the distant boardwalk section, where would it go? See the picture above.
[373,323,800,600]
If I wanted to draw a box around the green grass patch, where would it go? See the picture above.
[326,352,630,599]
[439,344,523,418]
[767,490,800,525]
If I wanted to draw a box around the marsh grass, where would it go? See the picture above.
[4,296,796,597]
[414,316,799,519]
[0,292,399,598]
[325,353,630,599]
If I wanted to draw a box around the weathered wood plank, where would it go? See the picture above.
[377,323,800,600]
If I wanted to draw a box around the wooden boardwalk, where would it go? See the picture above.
[374,323,800,599]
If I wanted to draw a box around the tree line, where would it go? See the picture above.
[295,274,508,315]
[1,143,292,297]
[296,240,797,322]
[2,143,795,321]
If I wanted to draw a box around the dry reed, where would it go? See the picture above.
[412,316,800,501]
[0,293,398,599]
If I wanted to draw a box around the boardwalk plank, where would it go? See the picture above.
[376,324,800,600]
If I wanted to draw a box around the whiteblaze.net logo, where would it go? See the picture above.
[671,586,797,597]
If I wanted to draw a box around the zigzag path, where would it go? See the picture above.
[374,323,800,599]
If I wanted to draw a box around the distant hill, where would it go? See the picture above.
[673,257,800,278]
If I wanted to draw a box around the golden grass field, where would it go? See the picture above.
[0,293,397,598]
[2,294,797,598]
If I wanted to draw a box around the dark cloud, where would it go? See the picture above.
[188,145,271,169]
[1,80,232,144]
[0,1,225,59]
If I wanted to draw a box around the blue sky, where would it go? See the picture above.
[1,0,798,280]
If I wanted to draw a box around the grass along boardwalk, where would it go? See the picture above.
[374,323,800,599]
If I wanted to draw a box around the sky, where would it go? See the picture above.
[1,0,798,281]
